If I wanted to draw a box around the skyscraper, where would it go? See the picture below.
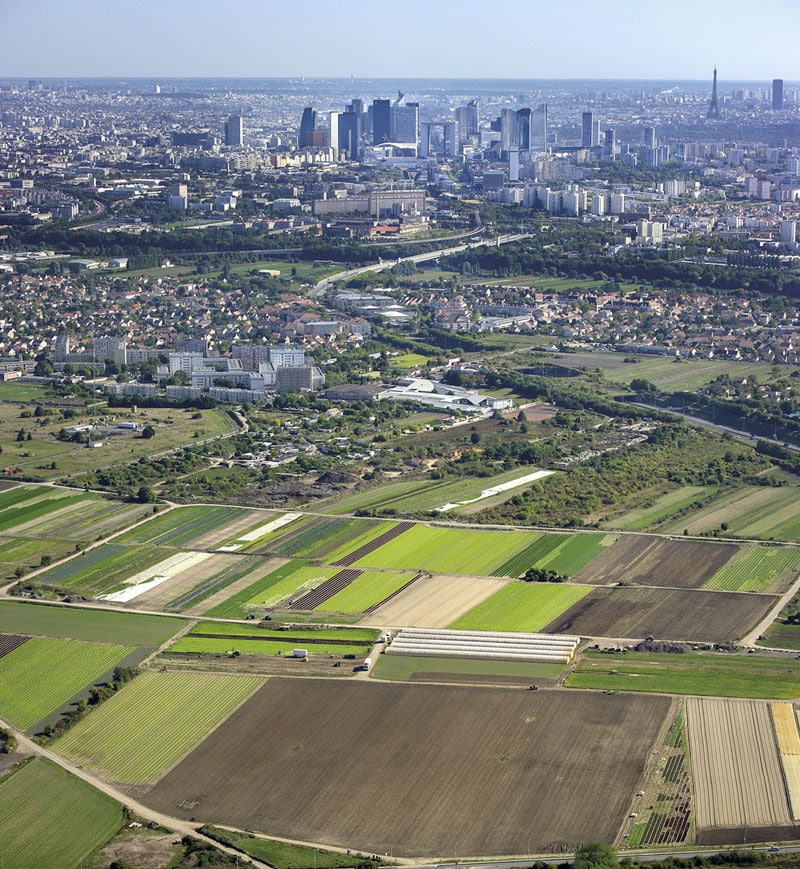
[644,127,656,149]
[372,99,391,144]
[581,111,599,148]
[707,68,720,118]
[224,114,243,147]
[298,107,318,147]
[391,103,419,147]
[773,79,784,110]
[455,99,479,146]
[330,109,361,159]
[531,103,547,151]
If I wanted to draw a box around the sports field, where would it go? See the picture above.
[54,670,265,785]
[0,758,123,869]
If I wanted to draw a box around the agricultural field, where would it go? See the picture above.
[145,678,671,858]
[0,535,76,573]
[758,621,800,651]
[166,553,280,613]
[659,484,800,542]
[0,485,93,535]
[450,583,591,633]
[352,523,535,576]
[362,574,508,628]
[687,697,792,836]
[545,586,774,643]
[54,670,265,785]
[495,532,612,578]
[566,650,800,699]
[703,545,800,593]
[0,636,134,729]
[324,520,405,565]
[0,758,124,869]
[316,570,418,613]
[318,479,433,516]
[574,534,737,589]
[0,600,181,646]
[114,504,240,547]
[270,516,378,559]
[371,653,566,685]
[604,486,714,532]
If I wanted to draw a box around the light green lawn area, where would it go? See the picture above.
[449,582,591,632]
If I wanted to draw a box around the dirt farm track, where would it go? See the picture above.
[145,679,671,858]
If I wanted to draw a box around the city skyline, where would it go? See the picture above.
[2,0,799,80]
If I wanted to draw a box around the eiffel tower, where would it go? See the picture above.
[707,67,720,118]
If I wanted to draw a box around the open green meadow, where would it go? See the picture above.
[0,389,235,479]
[115,504,237,547]
[0,600,182,645]
[353,523,534,575]
[0,636,134,729]
[0,758,123,869]
[604,486,713,532]
[757,621,800,651]
[388,352,431,370]
[703,545,800,593]
[566,649,800,698]
[318,570,417,612]
[449,582,591,632]
[54,670,265,784]
[371,654,566,682]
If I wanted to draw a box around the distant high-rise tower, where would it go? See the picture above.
[707,67,720,118]
[372,99,391,144]
[455,99,479,146]
[298,107,318,147]
[644,127,656,149]
[581,111,599,147]
[224,114,243,146]
[773,79,784,110]
[531,103,547,151]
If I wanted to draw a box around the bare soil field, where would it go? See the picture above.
[360,574,508,629]
[686,697,791,829]
[544,587,775,643]
[574,535,737,589]
[145,679,671,858]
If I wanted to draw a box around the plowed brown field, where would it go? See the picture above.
[687,697,790,829]
[575,535,737,588]
[544,586,774,643]
[145,679,671,858]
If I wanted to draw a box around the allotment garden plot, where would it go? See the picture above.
[145,678,671,858]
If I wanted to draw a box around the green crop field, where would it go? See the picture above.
[115,504,236,547]
[0,636,134,729]
[323,521,400,563]
[0,535,75,569]
[758,621,800,651]
[168,636,373,656]
[703,546,800,593]
[319,480,431,515]
[318,570,417,612]
[0,489,90,534]
[167,554,273,612]
[272,517,375,559]
[450,582,591,632]
[494,532,609,578]
[188,622,378,643]
[371,654,566,682]
[0,600,182,645]
[353,524,534,575]
[566,649,800,698]
[203,560,334,617]
[0,758,123,869]
[604,486,713,531]
[54,670,265,784]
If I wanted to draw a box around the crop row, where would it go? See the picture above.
[495,533,565,577]
[0,758,123,869]
[704,546,800,593]
[449,582,591,633]
[39,543,171,595]
[189,622,378,643]
[55,671,265,784]
[274,517,376,559]
[169,636,374,657]
[117,505,235,547]
[322,570,419,613]
[0,636,135,729]
[323,521,400,564]
[0,491,90,535]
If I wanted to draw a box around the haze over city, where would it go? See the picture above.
[2,0,800,80]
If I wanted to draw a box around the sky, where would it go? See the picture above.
[1,0,798,81]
